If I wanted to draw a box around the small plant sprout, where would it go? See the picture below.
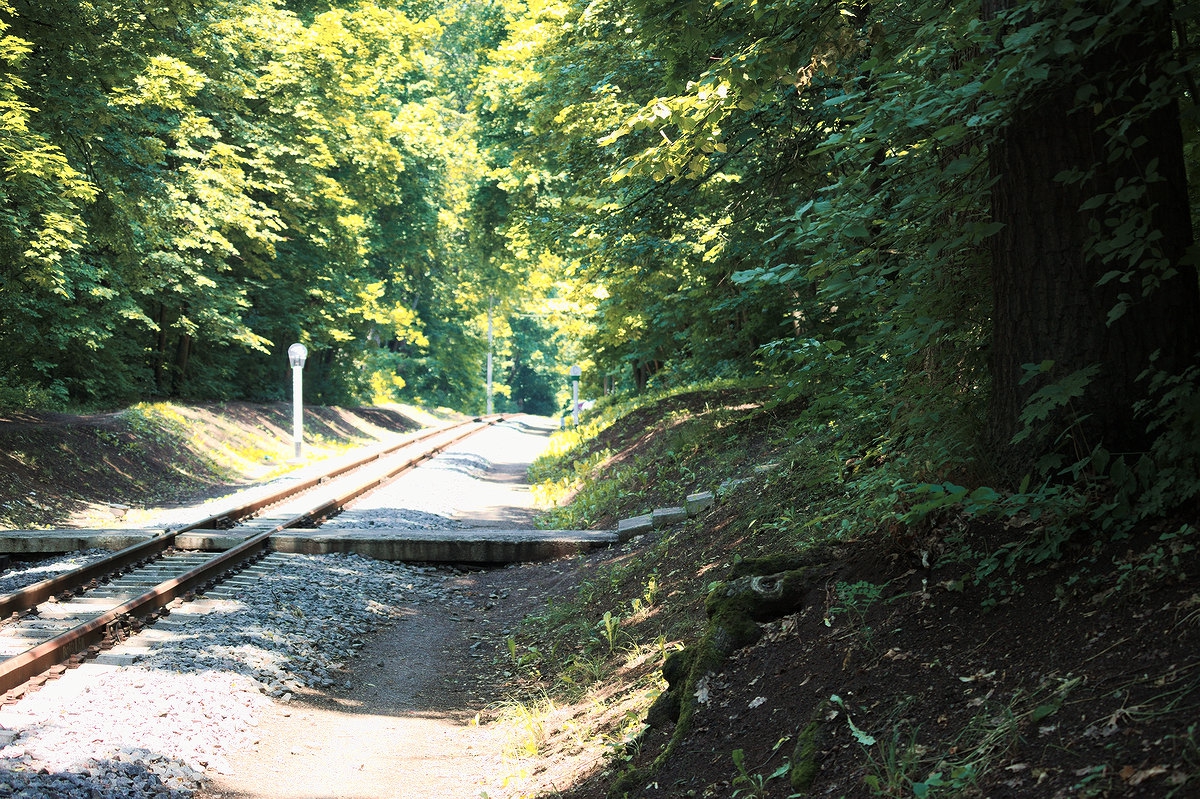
[730,748,793,798]
[598,610,620,653]
[825,581,884,628]
[505,636,542,673]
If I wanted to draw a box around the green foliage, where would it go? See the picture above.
[3,0,1198,591]
[825,581,883,629]
[503,312,564,416]
[1104,524,1198,601]
[483,0,1200,571]
[0,0,578,411]
[1013,364,1101,447]
[852,680,1080,799]
[0,371,66,412]
[898,356,1200,593]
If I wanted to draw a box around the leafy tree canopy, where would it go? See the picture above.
[2,0,1199,540]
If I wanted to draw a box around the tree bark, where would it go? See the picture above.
[172,327,192,398]
[984,0,1200,474]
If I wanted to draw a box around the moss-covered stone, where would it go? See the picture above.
[703,567,816,656]
[728,553,813,579]
[608,766,651,798]
[613,560,828,795]
[661,646,693,688]
[704,580,767,655]
[644,688,681,728]
[645,646,694,727]
[789,700,828,792]
[727,546,840,581]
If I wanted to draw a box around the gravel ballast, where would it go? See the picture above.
[0,553,473,797]
[0,549,113,596]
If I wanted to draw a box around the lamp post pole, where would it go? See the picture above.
[569,364,581,427]
[288,343,308,462]
[486,296,494,416]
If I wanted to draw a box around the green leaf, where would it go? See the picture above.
[768,762,791,779]
[913,772,945,797]
[1107,301,1128,325]
[1031,700,1061,722]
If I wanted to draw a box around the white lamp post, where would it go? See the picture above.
[486,296,495,416]
[288,343,308,461]
[569,364,582,427]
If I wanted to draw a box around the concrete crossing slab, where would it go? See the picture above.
[271,527,617,563]
[0,526,617,563]
[0,529,165,553]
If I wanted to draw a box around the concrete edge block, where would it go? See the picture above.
[617,515,653,542]
[684,491,715,516]
[651,506,687,529]
[717,477,753,496]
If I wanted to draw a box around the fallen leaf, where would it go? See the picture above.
[1128,766,1169,786]
[694,676,711,704]
[959,670,996,683]
[1031,700,1061,722]
[748,696,767,709]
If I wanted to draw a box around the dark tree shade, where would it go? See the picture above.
[984,0,1200,468]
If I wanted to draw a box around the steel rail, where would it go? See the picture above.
[0,415,502,695]
[295,416,499,525]
[0,417,493,619]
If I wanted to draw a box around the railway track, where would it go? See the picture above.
[0,415,502,698]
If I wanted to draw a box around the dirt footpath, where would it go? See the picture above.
[202,568,571,799]
[200,416,589,799]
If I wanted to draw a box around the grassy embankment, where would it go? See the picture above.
[494,385,1199,799]
[0,402,438,530]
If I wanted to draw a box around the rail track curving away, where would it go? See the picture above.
[0,416,503,698]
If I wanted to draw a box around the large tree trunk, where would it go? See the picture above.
[172,325,192,398]
[984,0,1200,475]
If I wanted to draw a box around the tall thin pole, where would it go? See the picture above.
[569,365,581,426]
[287,342,307,463]
[486,295,495,415]
[292,365,303,460]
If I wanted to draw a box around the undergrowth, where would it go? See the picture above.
[505,385,925,787]
[505,376,1200,797]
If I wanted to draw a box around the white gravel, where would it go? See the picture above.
[0,550,113,596]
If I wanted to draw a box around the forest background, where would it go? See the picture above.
[3,0,1200,512]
